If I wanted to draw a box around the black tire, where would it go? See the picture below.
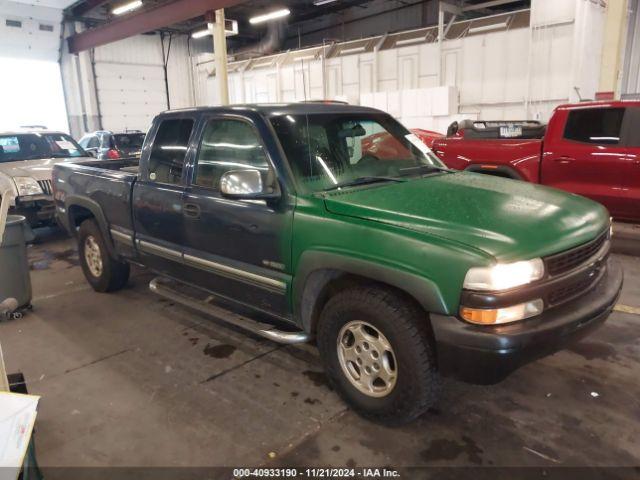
[317,286,440,425]
[78,219,130,293]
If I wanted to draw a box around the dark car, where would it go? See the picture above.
[78,130,145,160]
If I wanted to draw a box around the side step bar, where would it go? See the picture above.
[149,277,310,345]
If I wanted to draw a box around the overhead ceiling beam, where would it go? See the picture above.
[68,0,245,54]
[70,0,111,18]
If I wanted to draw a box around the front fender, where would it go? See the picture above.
[293,250,448,333]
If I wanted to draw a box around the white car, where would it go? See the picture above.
[0,130,91,227]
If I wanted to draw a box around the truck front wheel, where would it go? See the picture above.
[317,286,440,425]
[78,219,130,292]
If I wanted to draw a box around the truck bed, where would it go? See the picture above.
[53,158,139,235]
[432,137,544,182]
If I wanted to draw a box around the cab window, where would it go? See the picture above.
[563,108,625,145]
[193,119,269,190]
[148,118,194,185]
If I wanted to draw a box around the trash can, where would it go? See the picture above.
[0,215,34,309]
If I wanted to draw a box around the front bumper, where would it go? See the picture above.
[431,258,623,385]
[12,195,56,227]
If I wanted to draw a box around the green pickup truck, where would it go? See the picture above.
[53,103,623,425]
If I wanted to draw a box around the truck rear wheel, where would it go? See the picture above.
[317,286,440,425]
[78,219,129,293]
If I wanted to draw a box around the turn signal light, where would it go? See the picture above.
[461,299,544,325]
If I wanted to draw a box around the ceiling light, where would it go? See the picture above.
[313,0,338,5]
[249,8,290,25]
[467,21,508,34]
[112,0,142,15]
[192,26,212,39]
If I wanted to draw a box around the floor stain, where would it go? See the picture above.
[331,445,340,452]
[189,337,199,346]
[290,391,299,398]
[421,436,483,465]
[567,341,617,361]
[346,459,356,468]
[302,370,332,390]
[203,344,237,359]
[304,398,321,405]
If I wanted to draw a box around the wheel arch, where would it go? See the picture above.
[293,251,448,336]
[65,195,117,257]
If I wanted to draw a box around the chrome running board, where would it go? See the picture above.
[149,277,310,345]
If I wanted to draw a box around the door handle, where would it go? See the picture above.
[183,203,201,219]
[554,156,575,164]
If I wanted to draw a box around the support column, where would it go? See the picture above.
[210,9,230,105]
[599,0,629,97]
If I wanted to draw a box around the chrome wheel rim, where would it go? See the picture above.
[337,320,397,398]
[84,235,103,278]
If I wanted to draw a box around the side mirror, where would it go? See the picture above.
[220,169,280,200]
[85,148,97,158]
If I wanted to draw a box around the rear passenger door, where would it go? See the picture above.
[132,116,195,278]
[542,107,629,216]
[181,115,293,318]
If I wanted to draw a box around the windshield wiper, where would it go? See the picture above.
[323,176,405,191]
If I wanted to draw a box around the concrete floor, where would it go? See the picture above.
[1,226,639,474]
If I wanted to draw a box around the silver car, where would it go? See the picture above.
[0,130,91,227]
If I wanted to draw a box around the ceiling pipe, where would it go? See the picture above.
[230,21,287,60]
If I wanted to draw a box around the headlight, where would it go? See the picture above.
[14,177,43,197]
[463,258,545,291]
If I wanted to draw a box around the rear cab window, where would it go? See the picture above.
[114,133,145,150]
[147,118,194,185]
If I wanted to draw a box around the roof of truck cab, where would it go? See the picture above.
[555,100,640,110]
[160,103,386,117]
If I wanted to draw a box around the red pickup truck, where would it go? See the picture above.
[430,101,640,223]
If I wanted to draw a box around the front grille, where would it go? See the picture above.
[38,179,53,195]
[548,274,598,306]
[544,231,608,277]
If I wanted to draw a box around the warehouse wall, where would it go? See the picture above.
[191,0,606,132]
[60,31,195,138]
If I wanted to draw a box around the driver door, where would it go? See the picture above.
[181,115,293,318]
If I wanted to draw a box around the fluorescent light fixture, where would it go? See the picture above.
[395,36,426,47]
[340,45,366,55]
[192,26,211,39]
[249,8,290,25]
[467,21,508,34]
[313,0,338,5]
[112,0,142,15]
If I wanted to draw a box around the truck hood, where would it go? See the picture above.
[0,157,91,181]
[322,172,609,262]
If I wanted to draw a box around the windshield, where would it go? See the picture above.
[0,133,86,162]
[270,113,445,193]
[114,133,145,149]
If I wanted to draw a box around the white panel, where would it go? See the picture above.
[0,2,61,61]
[360,62,374,94]
[399,55,417,90]
[341,55,359,85]
[443,51,457,88]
